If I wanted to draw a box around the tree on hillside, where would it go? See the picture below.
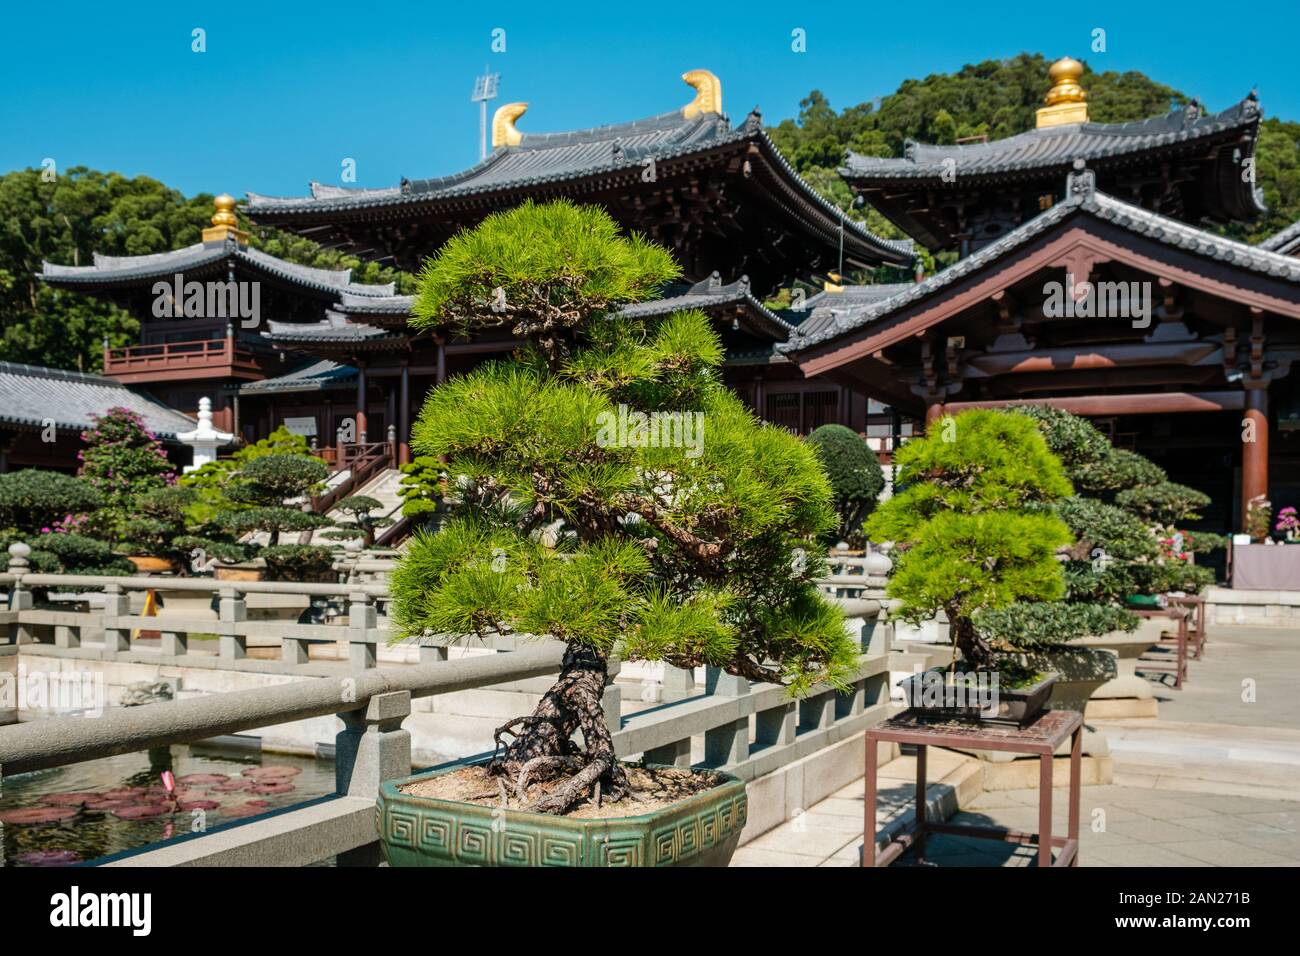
[0,167,413,372]
[769,52,1299,257]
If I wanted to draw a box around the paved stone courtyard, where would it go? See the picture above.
[733,625,1300,867]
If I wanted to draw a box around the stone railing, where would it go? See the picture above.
[0,556,389,670]
[0,639,890,866]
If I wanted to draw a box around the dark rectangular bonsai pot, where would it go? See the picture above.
[897,670,1059,728]
[377,761,748,867]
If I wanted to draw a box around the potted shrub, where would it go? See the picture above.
[380,201,857,867]
[806,424,885,549]
[1278,507,1300,543]
[864,409,1074,725]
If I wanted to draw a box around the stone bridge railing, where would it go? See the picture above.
[0,644,890,866]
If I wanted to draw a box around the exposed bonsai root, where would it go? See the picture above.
[487,645,630,814]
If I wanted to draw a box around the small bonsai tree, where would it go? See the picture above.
[181,425,312,526]
[118,485,248,573]
[806,424,885,547]
[864,409,1074,671]
[325,495,394,548]
[392,200,857,813]
[78,407,176,541]
[217,453,334,580]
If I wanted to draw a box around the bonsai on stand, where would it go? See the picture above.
[864,409,1074,722]
[387,200,858,839]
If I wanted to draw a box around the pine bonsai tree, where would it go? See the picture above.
[216,453,334,580]
[806,424,885,546]
[863,409,1074,671]
[392,200,857,814]
[326,495,394,548]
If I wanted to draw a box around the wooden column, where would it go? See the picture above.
[399,363,411,465]
[1242,387,1270,529]
[435,339,446,386]
[355,363,368,443]
[925,401,945,427]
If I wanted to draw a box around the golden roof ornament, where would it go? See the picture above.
[202,193,249,244]
[1036,57,1089,129]
[492,102,528,148]
[681,69,723,119]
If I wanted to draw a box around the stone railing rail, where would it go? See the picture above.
[0,631,890,865]
[1,556,391,669]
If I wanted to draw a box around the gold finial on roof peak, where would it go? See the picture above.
[1036,57,1089,128]
[492,102,528,148]
[202,193,248,244]
[682,69,723,119]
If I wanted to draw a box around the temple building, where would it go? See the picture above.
[28,58,1297,543]
[840,57,1264,257]
[244,70,914,293]
[39,194,398,435]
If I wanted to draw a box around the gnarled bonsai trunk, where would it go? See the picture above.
[950,613,997,672]
[488,644,630,814]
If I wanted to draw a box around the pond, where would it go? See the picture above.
[0,744,336,866]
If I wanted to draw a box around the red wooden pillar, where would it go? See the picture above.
[925,402,945,428]
[1242,387,1269,529]
[355,363,368,444]
[399,362,411,465]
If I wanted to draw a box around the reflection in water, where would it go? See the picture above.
[0,744,335,866]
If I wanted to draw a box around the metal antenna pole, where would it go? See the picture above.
[471,68,500,161]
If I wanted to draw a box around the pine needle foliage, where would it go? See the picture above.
[864,410,1073,668]
[392,202,858,699]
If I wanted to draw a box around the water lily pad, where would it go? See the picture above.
[16,849,82,866]
[178,800,221,811]
[39,792,98,807]
[249,782,295,795]
[0,806,79,825]
[111,803,172,820]
[177,773,229,785]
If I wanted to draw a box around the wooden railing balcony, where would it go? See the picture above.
[102,337,265,384]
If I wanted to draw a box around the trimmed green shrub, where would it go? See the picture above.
[0,470,102,535]
[807,424,884,546]
[261,544,336,582]
[1114,481,1210,526]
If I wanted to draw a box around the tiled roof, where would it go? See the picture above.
[789,283,917,340]
[619,273,794,338]
[40,238,395,298]
[782,169,1300,353]
[246,108,912,267]
[0,361,197,437]
[842,96,1262,183]
[1259,219,1300,256]
[262,313,404,346]
[239,359,357,395]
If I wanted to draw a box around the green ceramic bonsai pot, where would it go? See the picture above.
[377,762,748,867]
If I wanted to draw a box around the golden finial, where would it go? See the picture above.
[202,193,249,244]
[492,102,528,148]
[1036,57,1089,128]
[681,69,723,119]
[824,272,844,293]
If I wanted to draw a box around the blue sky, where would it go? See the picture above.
[6,1,1297,199]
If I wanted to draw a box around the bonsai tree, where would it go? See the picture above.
[181,425,312,526]
[25,532,135,577]
[217,453,335,580]
[392,200,857,814]
[806,424,885,547]
[863,409,1074,671]
[78,407,176,541]
[118,485,248,572]
[325,495,394,548]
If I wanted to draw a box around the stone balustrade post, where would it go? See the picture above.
[755,701,797,747]
[347,590,378,669]
[101,583,131,655]
[335,689,412,866]
[218,586,247,660]
[702,665,750,766]
[6,543,32,645]
[660,664,695,702]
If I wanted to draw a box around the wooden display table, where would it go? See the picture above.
[864,709,1083,868]
[1134,605,1191,689]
